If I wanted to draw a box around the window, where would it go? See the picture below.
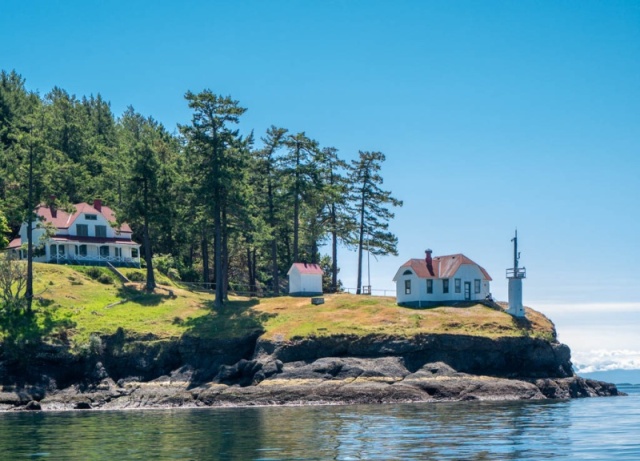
[402,270,412,275]
[404,279,411,295]
[50,244,64,256]
[426,279,433,294]
[474,279,481,293]
[79,245,87,257]
[85,214,97,220]
[115,247,122,258]
[95,225,107,238]
[455,278,461,293]
[131,248,139,258]
[443,279,449,294]
[100,246,109,257]
[76,224,88,237]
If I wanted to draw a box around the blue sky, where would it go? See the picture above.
[3,1,639,368]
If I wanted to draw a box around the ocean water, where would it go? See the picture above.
[0,375,638,460]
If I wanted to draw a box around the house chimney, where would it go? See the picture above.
[93,199,102,212]
[425,249,434,276]
[49,195,57,218]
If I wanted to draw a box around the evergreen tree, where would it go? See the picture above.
[0,209,9,249]
[348,151,402,295]
[180,90,247,308]
[119,108,179,292]
[282,132,319,263]
[253,126,288,294]
[318,147,353,292]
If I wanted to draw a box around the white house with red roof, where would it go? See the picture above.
[287,263,324,295]
[392,250,492,307]
[7,199,141,268]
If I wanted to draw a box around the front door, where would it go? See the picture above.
[464,282,471,301]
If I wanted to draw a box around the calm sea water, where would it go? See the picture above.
[0,382,638,460]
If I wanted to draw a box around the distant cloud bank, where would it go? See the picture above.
[573,349,640,373]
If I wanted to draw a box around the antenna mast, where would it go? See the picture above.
[512,229,518,272]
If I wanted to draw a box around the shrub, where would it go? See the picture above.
[126,271,145,282]
[97,273,114,285]
[84,267,103,280]
[77,333,104,358]
[153,254,182,280]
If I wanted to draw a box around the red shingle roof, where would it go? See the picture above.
[35,202,132,233]
[289,263,324,275]
[7,237,22,249]
[400,254,492,281]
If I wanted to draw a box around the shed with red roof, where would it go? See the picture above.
[287,263,324,295]
[392,250,492,307]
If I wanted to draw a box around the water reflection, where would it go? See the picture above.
[0,394,638,460]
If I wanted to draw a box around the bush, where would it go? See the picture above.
[84,267,103,280]
[97,273,113,285]
[77,333,104,358]
[126,271,145,282]
[153,254,182,280]
[81,266,114,285]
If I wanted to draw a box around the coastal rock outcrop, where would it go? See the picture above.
[0,330,621,411]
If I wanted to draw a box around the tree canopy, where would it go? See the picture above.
[0,70,403,302]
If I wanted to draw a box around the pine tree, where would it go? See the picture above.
[282,132,319,264]
[318,147,353,292]
[180,90,247,308]
[348,151,402,295]
[253,126,288,294]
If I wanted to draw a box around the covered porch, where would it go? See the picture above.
[47,238,141,268]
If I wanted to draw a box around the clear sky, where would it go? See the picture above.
[2,1,639,370]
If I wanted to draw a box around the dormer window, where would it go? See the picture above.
[85,214,97,220]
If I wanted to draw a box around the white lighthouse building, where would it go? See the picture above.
[506,230,526,317]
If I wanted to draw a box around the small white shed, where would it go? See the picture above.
[287,263,324,295]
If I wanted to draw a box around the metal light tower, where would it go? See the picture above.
[506,230,526,317]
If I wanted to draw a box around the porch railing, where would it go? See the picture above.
[48,254,140,268]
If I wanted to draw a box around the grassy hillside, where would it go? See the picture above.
[9,264,556,348]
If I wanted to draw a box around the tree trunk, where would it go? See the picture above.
[25,136,34,313]
[251,248,257,295]
[246,245,257,296]
[214,201,223,308]
[268,180,279,295]
[293,142,300,263]
[271,239,279,295]
[221,209,229,302]
[143,182,155,292]
[246,246,253,296]
[331,203,338,293]
[143,218,155,292]
[356,184,366,295]
[310,212,319,264]
[201,226,210,288]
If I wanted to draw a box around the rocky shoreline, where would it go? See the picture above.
[0,332,623,411]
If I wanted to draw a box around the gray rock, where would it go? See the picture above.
[24,400,41,411]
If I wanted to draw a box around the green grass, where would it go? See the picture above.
[3,264,557,349]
